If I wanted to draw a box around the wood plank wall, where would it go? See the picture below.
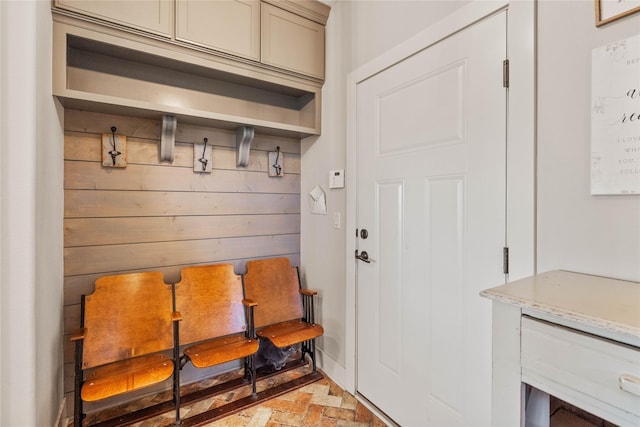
[63,109,301,412]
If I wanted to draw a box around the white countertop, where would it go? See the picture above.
[481,270,640,347]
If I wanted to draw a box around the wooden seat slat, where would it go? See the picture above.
[257,320,324,348]
[81,354,174,402]
[184,335,259,368]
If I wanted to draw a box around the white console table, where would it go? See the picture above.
[481,270,640,426]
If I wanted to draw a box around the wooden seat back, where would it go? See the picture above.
[174,264,248,345]
[82,272,174,369]
[242,257,303,329]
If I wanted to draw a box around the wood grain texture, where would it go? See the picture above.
[65,161,300,193]
[65,190,300,217]
[65,233,300,276]
[257,320,324,348]
[82,272,174,368]
[63,254,301,306]
[81,354,174,401]
[65,214,300,246]
[175,264,249,345]
[243,257,304,328]
[64,109,301,410]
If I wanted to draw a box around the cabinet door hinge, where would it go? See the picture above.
[503,59,509,88]
[503,246,509,275]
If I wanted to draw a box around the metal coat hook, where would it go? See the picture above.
[268,145,284,177]
[198,138,209,171]
[108,126,122,166]
[272,146,282,176]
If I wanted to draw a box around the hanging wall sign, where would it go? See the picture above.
[591,34,640,195]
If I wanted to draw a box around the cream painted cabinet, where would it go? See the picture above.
[261,2,325,80]
[51,0,329,137]
[176,0,261,61]
[53,0,328,81]
[54,0,172,37]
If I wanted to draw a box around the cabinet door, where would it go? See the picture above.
[261,3,325,80]
[176,0,261,61]
[54,0,172,37]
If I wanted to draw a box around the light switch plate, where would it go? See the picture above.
[333,212,341,229]
[329,170,344,188]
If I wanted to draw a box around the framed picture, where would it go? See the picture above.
[596,0,640,26]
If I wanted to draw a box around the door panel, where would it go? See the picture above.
[356,11,507,426]
[378,61,465,154]
[377,180,404,373]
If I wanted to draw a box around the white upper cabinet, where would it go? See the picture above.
[54,0,172,37]
[176,0,261,61]
[261,2,325,80]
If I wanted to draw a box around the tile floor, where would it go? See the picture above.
[76,364,387,427]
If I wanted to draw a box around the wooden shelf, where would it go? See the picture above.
[53,21,322,138]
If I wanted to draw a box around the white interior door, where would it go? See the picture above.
[356,11,508,426]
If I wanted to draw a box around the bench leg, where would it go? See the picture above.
[173,364,181,425]
[173,341,182,424]
[301,339,318,372]
[251,354,257,396]
[74,392,83,427]
[74,373,83,426]
[74,342,85,426]
[244,355,257,396]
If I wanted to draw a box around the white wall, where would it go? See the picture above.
[537,0,640,282]
[35,0,66,424]
[0,1,65,425]
[345,0,472,70]
[300,0,349,384]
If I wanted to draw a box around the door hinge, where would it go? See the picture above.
[503,247,509,275]
[503,59,509,88]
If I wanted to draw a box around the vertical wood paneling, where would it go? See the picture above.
[63,109,301,413]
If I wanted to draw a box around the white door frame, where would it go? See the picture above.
[345,0,535,402]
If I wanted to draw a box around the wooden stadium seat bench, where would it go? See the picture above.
[71,261,324,426]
